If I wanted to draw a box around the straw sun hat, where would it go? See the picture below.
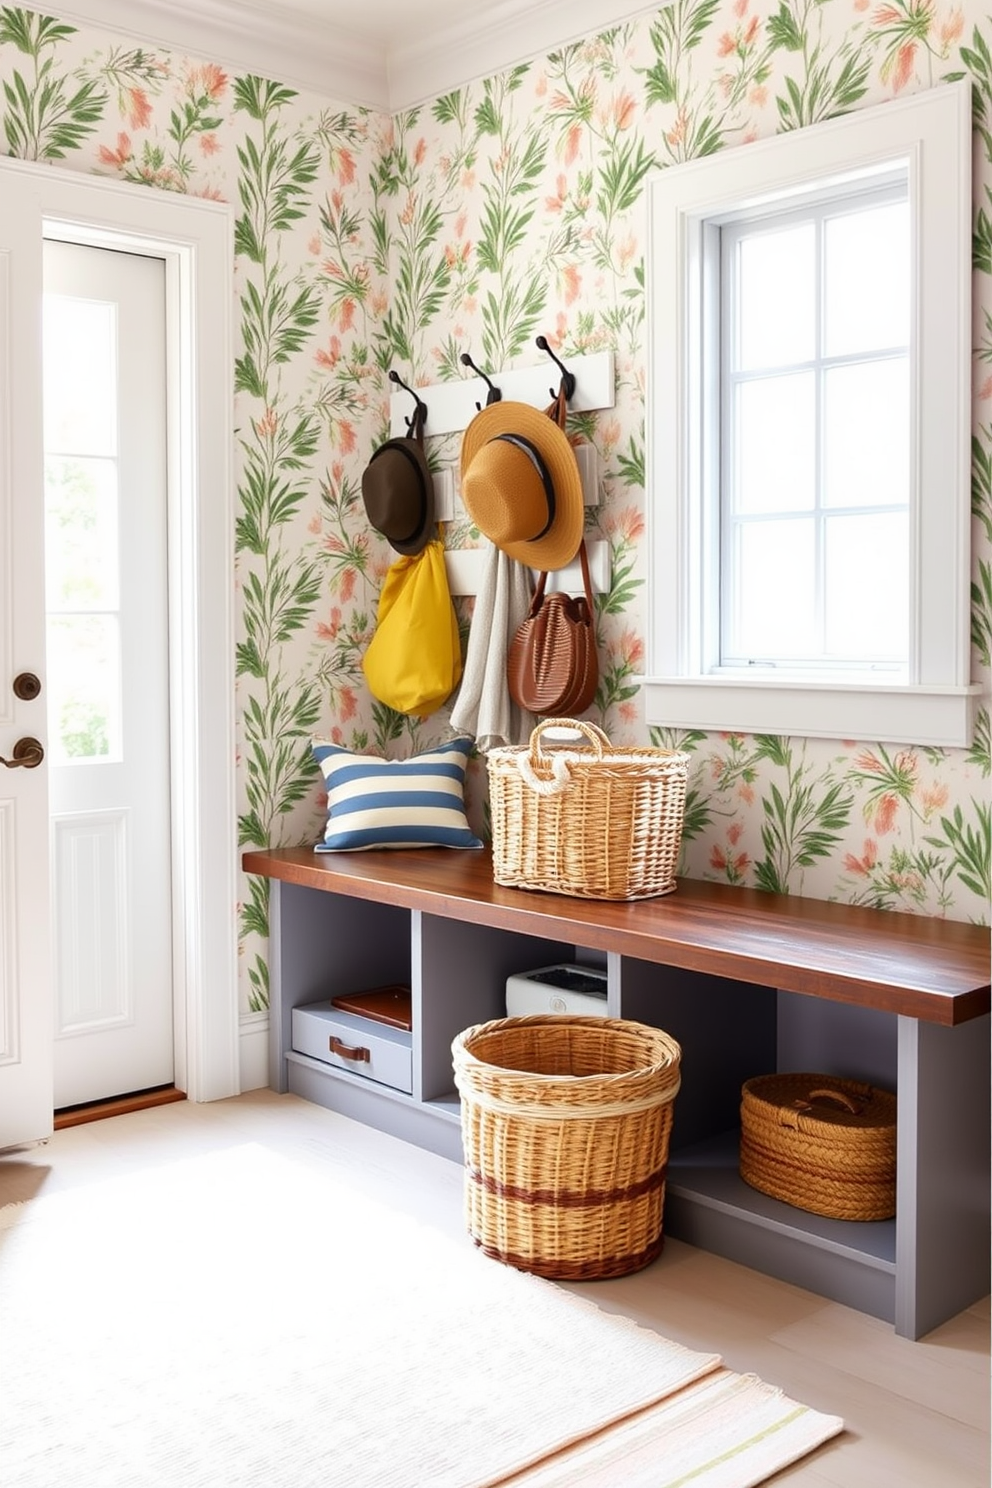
[460,401,584,572]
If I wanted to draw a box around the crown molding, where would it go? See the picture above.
[51,0,664,114]
[52,0,391,111]
[388,0,663,110]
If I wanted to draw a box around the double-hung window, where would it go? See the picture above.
[643,81,978,747]
[721,180,909,674]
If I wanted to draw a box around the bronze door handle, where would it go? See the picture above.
[1,737,44,769]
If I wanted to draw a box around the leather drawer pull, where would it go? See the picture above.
[329,1035,370,1063]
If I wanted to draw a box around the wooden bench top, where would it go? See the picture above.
[242,846,991,1028]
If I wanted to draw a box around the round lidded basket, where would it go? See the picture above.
[486,718,689,901]
[451,1014,682,1280]
[739,1072,897,1221]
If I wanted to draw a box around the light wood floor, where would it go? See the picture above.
[2,1089,988,1487]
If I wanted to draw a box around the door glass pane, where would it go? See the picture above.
[43,288,121,764]
[735,372,815,515]
[824,511,908,662]
[46,614,121,761]
[824,200,909,359]
[44,456,119,608]
[43,294,117,455]
[737,223,815,369]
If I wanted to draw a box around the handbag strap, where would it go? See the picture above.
[575,537,593,608]
[529,537,593,613]
[544,377,568,432]
[527,569,549,615]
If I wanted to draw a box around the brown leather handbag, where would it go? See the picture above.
[506,537,598,716]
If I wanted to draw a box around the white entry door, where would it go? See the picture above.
[0,159,238,1150]
[45,239,174,1110]
[0,179,53,1148]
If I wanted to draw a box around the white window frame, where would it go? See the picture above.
[642,80,980,747]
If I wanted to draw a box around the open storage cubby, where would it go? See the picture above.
[618,958,904,1322]
[245,845,990,1340]
[273,878,585,1161]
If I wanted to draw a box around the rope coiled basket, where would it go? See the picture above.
[739,1072,897,1221]
[451,1014,682,1280]
[486,718,689,900]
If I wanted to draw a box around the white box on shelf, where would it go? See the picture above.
[505,963,608,1018]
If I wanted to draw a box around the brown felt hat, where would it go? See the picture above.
[362,433,435,556]
[460,401,584,571]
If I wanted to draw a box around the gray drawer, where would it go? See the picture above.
[292,1001,413,1094]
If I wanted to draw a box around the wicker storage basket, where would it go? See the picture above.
[451,1014,682,1280]
[740,1072,897,1221]
[486,718,689,900]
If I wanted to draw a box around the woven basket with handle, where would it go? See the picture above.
[486,718,689,900]
[452,1014,682,1280]
[739,1072,897,1221]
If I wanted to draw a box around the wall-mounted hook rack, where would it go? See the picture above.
[388,368,428,436]
[460,351,501,410]
[535,335,576,402]
[388,349,614,439]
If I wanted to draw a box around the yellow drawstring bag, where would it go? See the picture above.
[362,538,462,716]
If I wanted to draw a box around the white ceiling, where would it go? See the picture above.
[55,0,662,112]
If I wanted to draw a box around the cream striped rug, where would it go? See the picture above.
[0,1141,842,1487]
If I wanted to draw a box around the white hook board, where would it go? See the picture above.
[444,539,611,598]
[390,349,615,439]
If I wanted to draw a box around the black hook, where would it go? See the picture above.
[535,335,576,402]
[388,368,428,436]
[460,351,502,410]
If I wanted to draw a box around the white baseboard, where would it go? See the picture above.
[239,1012,269,1092]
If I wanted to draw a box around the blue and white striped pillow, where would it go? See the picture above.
[312,736,483,852]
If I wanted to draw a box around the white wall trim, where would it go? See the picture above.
[640,677,985,749]
[239,1012,269,1093]
[52,0,665,112]
[54,0,390,111]
[0,158,240,1103]
[388,0,665,111]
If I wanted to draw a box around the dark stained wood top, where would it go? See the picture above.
[242,846,991,1028]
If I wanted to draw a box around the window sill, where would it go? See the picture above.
[638,676,985,748]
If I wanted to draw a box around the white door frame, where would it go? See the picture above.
[0,156,239,1103]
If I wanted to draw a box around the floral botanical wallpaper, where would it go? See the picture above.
[0,1,988,1020]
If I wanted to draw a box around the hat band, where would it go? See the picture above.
[370,441,428,545]
[494,433,556,541]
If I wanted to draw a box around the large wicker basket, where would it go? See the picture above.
[486,719,689,900]
[739,1072,897,1221]
[451,1014,682,1280]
